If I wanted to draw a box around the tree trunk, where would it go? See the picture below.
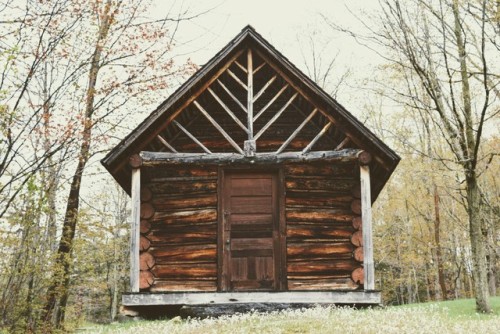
[433,185,447,300]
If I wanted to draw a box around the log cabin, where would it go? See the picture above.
[101,26,400,310]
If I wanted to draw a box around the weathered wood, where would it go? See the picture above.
[140,219,151,235]
[140,186,153,202]
[130,168,141,292]
[354,247,364,262]
[227,69,247,90]
[157,135,178,153]
[247,48,254,140]
[253,84,288,121]
[357,151,372,165]
[286,225,354,240]
[207,88,248,133]
[147,167,218,178]
[284,163,356,177]
[351,185,361,199]
[352,216,362,230]
[140,202,155,219]
[139,252,155,270]
[217,79,247,113]
[286,210,355,223]
[287,242,354,259]
[287,278,358,291]
[139,270,154,289]
[286,178,356,192]
[351,267,364,285]
[351,199,362,215]
[129,154,143,168]
[150,244,216,263]
[276,108,318,154]
[253,61,266,74]
[193,100,245,155]
[173,120,212,154]
[334,137,350,151]
[360,165,375,290]
[152,209,217,224]
[148,224,217,244]
[152,194,217,210]
[285,195,352,208]
[150,279,217,292]
[254,92,298,140]
[287,260,359,275]
[122,291,382,306]
[147,180,217,195]
[140,149,361,166]
[234,60,247,73]
[253,75,277,102]
[140,236,151,252]
[152,263,217,278]
[302,122,332,154]
[351,231,363,247]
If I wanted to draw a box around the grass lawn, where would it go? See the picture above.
[82,297,499,334]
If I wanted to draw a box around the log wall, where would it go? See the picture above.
[139,166,218,292]
[284,162,363,290]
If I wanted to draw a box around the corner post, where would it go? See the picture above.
[359,151,374,290]
[130,154,142,292]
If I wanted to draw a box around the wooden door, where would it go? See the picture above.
[220,171,281,291]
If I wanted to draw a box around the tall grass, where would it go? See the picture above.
[85,298,499,334]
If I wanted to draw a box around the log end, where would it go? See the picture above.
[139,252,156,271]
[351,267,364,285]
[351,199,362,215]
[354,247,364,262]
[357,151,372,166]
[352,216,362,230]
[129,154,143,168]
[140,236,151,252]
[140,202,155,219]
[140,186,153,202]
[140,219,151,234]
[139,270,155,289]
[350,230,363,247]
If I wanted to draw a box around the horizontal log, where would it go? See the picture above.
[140,252,155,271]
[147,180,217,196]
[140,149,361,166]
[351,185,361,199]
[149,224,217,244]
[352,217,362,230]
[146,167,217,178]
[351,231,363,247]
[149,279,217,292]
[284,163,356,177]
[286,225,354,240]
[351,267,364,285]
[152,209,217,224]
[287,260,359,275]
[139,270,154,289]
[351,199,362,215]
[140,203,155,219]
[152,263,217,279]
[140,219,151,234]
[286,178,356,192]
[140,236,151,252]
[286,209,355,223]
[287,278,358,291]
[150,244,216,262]
[287,242,355,260]
[141,186,153,202]
[354,247,364,262]
[285,195,353,209]
[152,194,217,210]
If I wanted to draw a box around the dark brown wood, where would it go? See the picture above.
[150,244,216,263]
[148,225,217,244]
[287,242,355,259]
[287,260,359,275]
[350,231,363,247]
[357,151,372,165]
[139,270,154,289]
[351,267,364,285]
[286,195,352,208]
[152,209,217,224]
[286,178,356,192]
[147,180,217,195]
[140,186,153,202]
[140,219,151,234]
[139,252,155,270]
[286,210,355,223]
[351,199,362,215]
[140,236,151,252]
[152,263,217,278]
[129,154,143,168]
[140,202,155,219]
[351,185,361,199]
[352,216,362,230]
[150,279,217,292]
[152,194,217,210]
[354,247,364,262]
[287,278,358,291]
[284,164,356,177]
[286,225,354,240]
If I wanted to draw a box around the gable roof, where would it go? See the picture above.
[101,25,400,200]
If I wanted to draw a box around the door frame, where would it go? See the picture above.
[217,167,286,292]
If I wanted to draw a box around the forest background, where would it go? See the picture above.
[0,0,498,332]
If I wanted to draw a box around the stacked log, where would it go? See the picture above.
[144,166,218,292]
[284,162,362,290]
[139,185,155,290]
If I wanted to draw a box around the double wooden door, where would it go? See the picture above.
[220,171,283,291]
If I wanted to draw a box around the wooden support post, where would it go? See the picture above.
[360,163,374,290]
[247,48,254,141]
[130,167,141,292]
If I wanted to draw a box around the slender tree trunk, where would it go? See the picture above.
[433,185,447,300]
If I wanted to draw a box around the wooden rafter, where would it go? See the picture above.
[275,108,318,154]
[254,92,298,140]
[193,101,244,155]
[302,122,333,154]
[156,135,178,153]
[253,75,277,102]
[172,120,212,154]
[253,62,266,74]
[217,79,247,113]
[227,69,247,90]
[334,137,350,151]
[207,88,248,133]
[234,61,247,73]
[253,84,289,121]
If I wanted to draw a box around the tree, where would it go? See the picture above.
[325,0,498,312]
